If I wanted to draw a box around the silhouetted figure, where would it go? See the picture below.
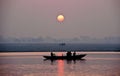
[51,52,54,57]
[66,51,72,57]
[73,51,76,57]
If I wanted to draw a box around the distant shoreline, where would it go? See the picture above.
[0,43,120,52]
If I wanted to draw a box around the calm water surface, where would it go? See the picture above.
[0,52,120,76]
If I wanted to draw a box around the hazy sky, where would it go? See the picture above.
[1,0,120,39]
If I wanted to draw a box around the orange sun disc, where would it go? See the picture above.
[57,15,64,22]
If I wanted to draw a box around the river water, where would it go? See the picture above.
[0,52,120,76]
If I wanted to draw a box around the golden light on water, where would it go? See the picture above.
[58,60,64,76]
[57,15,65,22]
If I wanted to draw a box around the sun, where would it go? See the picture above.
[57,15,65,22]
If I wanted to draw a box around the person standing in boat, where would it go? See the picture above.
[51,52,54,57]
[73,51,76,57]
[66,51,72,57]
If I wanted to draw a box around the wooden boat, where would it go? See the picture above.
[43,54,86,60]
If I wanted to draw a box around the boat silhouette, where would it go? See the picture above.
[43,54,86,60]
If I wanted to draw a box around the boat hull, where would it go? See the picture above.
[43,54,86,60]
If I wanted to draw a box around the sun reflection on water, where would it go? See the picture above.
[58,60,64,76]
[57,53,64,76]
